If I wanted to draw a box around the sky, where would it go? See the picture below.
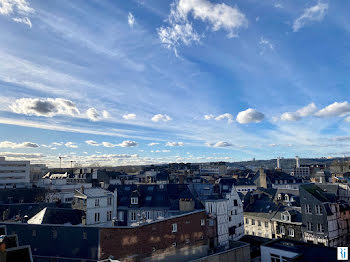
[1,0,350,167]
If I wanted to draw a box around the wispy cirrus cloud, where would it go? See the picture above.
[293,2,328,32]
[0,0,34,28]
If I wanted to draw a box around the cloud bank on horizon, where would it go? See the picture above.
[0,0,349,167]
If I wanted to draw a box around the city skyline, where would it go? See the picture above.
[1,0,350,167]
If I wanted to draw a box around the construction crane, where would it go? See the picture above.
[59,156,65,168]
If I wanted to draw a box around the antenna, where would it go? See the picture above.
[59,156,65,168]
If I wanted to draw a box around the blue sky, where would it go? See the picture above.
[1,0,350,167]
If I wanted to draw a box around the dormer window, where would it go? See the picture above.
[277,194,282,200]
[131,197,138,205]
[284,194,289,201]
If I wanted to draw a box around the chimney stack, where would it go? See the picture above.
[296,156,300,168]
[277,157,281,169]
[259,168,267,189]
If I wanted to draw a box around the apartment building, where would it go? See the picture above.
[0,157,30,188]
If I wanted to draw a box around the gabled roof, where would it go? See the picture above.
[300,184,337,203]
[27,207,83,225]
[75,188,112,199]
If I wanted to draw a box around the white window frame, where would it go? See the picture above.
[315,205,322,215]
[305,204,312,214]
[288,228,294,237]
[201,219,205,226]
[172,223,177,233]
[131,197,138,205]
[131,211,136,221]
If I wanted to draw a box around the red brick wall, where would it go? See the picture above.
[99,211,208,261]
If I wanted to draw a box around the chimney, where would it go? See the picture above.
[112,189,118,221]
[277,157,280,169]
[259,168,267,189]
[296,156,300,168]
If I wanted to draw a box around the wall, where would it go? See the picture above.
[192,243,250,262]
[99,211,207,261]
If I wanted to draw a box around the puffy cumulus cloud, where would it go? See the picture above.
[166,142,184,147]
[123,113,136,120]
[148,142,160,146]
[10,98,80,117]
[128,12,135,28]
[85,140,100,146]
[315,102,350,118]
[280,103,317,121]
[236,108,264,124]
[0,0,34,28]
[0,141,39,148]
[204,114,214,120]
[118,140,138,147]
[65,142,78,148]
[158,0,247,52]
[293,2,328,32]
[215,113,234,123]
[102,110,110,119]
[206,141,233,147]
[102,142,115,148]
[151,114,172,122]
[86,108,109,121]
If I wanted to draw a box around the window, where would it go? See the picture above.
[305,204,312,214]
[258,220,261,226]
[234,199,238,206]
[284,194,289,201]
[146,211,151,220]
[234,210,237,215]
[252,219,255,225]
[201,219,205,226]
[94,212,100,222]
[229,216,232,222]
[172,223,177,233]
[317,224,324,233]
[280,226,285,235]
[315,205,322,215]
[118,211,124,222]
[265,221,269,227]
[288,228,294,237]
[107,211,112,221]
[277,194,282,200]
[131,197,138,205]
[282,214,290,221]
[107,197,112,206]
[95,199,99,207]
[307,222,313,231]
[131,211,136,221]
[271,254,280,262]
[245,218,249,224]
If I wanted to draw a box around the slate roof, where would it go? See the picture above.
[28,207,83,225]
[271,206,302,223]
[75,188,112,199]
[300,184,337,203]
[234,178,256,186]
[262,238,336,262]
[107,184,203,210]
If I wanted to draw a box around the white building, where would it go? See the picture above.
[72,187,116,226]
[204,183,244,248]
[0,157,30,188]
[40,172,92,203]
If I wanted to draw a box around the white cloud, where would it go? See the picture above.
[12,17,32,27]
[0,141,39,148]
[0,152,44,159]
[166,142,184,146]
[102,142,115,148]
[148,142,160,146]
[204,114,214,120]
[151,114,172,122]
[0,0,34,27]
[280,103,317,121]
[158,0,247,51]
[86,108,99,121]
[128,12,135,28]
[206,141,233,147]
[85,140,100,146]
[10,98,80,117]
[123,113,136,120]
[118,140,138,147]
[315,102,350,117]
[102,110,110,119]
[215,113,234,123]
[236,108,264,124]
[259,37,274,55]
[293,2,328,32]
[65,142,78,148]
